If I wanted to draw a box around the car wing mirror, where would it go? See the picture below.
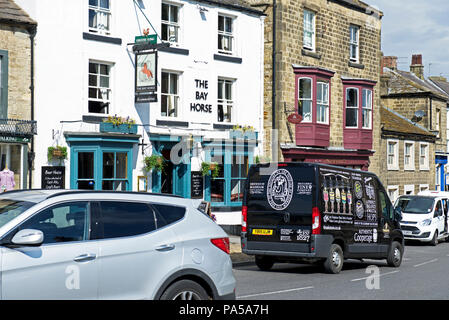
[11,229,44,247]
[394,207,402,222]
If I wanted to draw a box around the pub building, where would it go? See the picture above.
[17,0,265,230]
[0,1,37,191]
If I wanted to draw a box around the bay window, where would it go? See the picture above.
[293,66,335,147]
[342,78,376,150]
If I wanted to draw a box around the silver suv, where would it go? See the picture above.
[0,190,236,300]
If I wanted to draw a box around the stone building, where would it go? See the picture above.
[249,0,383,171]
[0,0,37,191]
[379,54,449,192]
[379,105,436,203]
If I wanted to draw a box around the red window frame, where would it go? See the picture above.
[342,78,376,150]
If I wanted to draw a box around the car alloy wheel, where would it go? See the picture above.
[172,290,203,300]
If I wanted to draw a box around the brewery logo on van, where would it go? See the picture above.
[267,169,294,211]
[354,181,363,199]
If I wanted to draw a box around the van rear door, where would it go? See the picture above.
[245,164,315,247]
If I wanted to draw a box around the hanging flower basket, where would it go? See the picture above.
[201,162,220,179]
[143,155,166,173]
[230,125,258,140]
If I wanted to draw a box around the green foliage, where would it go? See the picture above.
[143,155,166,173]
[201,162,220,179]
[103,114,136,128]
[232,124,255,132]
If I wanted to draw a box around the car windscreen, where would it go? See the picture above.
[0,199,36,228]
[395,197,435,214]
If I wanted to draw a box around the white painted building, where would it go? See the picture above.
[16,0,265,229]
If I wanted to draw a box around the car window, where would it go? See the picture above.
[19,202,89,244]
[0,199,36,228]
[152,203,186,228]
[99,201,156,239]
[435,201,442,217]
[379,191,393,220]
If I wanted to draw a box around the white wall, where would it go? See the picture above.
[15,0,264,193]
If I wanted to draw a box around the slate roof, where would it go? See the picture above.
[383,67,449,101]
[428,77,449,97]
[381,105,436,138]
[0,0,36,26]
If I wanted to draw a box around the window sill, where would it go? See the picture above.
[387,167,399,171]
[156,119,189,127]
[302,48,321,60]
[83,32,122,45]
[213,54,242,64]
[348,61,365,69]
[159,46,189,56]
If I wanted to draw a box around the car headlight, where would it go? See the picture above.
[420,219,432,226]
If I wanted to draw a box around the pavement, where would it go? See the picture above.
[229,235,255,266]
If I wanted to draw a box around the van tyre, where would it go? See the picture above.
[430,231,438,246]
[387,241,403,268]
[160,280,210,300]
[255,255,274,271]
[323,244,344,274]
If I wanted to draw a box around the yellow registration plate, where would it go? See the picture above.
[252,229,273,236]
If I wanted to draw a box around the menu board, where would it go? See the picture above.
[41,166,65,190]
[191,171,204,199]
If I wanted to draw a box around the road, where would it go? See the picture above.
[233,241,449,300]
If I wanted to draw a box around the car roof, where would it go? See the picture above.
[0,189,183,204]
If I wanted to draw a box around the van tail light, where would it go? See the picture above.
[211,237,230,255]
[242,205,248,233]
[312,207,321,235]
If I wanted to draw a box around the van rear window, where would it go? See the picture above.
[246,166,314,214]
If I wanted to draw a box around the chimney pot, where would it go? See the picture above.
[411,54,423,66]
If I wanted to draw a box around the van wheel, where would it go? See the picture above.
[430,231,438,246]
[387,241,403,267]
[323,244,344,274]
[255,255,274,271]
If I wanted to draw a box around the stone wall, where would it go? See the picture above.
[251,0,382,166]
[0,24,32,120]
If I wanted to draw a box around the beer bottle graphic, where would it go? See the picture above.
[335,182,341,214]
[323,179,329,213]
[329,179,335,213]
[347,187,352,215]
[341,187,347,214]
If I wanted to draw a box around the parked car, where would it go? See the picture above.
[0,190,235,300]
[241,163,404,274]
[395,193,449,245]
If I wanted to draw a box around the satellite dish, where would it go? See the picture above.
[412,110,426,123]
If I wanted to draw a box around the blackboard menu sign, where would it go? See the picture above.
[191,171,204,199]
[41,166,65,190]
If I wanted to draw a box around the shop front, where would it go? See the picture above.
[0,119,37,191]
[281,145,374,171]
[65,132,140,191]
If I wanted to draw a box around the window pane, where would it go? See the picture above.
[169,74,178,94]
[78,152,94,179]
[89,0,98,6]
[100,76,109,88]
[100,64,109,75]
[211,179,224,203]
[231,179,243,202]
[301,100,312,122]
[103,152,114,178]
[346,108,358,127]
[20,202,89,244]
[161,72,169,94]
[170,5,178,23]
[89,63,98,74]
[99,202,156,239]
[299,78,312,99]
[347,88,358,107]
[116,153,127,179]
[225,17,232,33]
[152,204,186,228]
[100,0,109,9]
[218,15,224,31]
[362,109,371,128]
[162,3,169,21]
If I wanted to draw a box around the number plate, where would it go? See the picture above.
[252,229,273,236]
[402,231,412,235]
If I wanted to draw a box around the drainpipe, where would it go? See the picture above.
[271,0,277,161]
[28,26,36,189]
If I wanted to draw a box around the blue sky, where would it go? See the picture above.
[369,0,449,78]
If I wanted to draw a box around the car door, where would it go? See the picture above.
[1,201,99,300]
[94,201,183,300]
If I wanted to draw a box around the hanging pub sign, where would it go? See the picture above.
[41,166,65,190]
[135,51,158,102]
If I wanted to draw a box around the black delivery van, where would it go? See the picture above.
[241,163,404,274]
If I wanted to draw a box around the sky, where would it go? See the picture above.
[369,0,449,79]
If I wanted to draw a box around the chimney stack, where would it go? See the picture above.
[410,54,424,80]
[381,56,398,71]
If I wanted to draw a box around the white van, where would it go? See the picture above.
[395,193,449,245]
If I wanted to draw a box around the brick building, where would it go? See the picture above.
[379,105,436,203]
[0,0,37,191]
[378,54,449,192]
[249,0,383,171]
